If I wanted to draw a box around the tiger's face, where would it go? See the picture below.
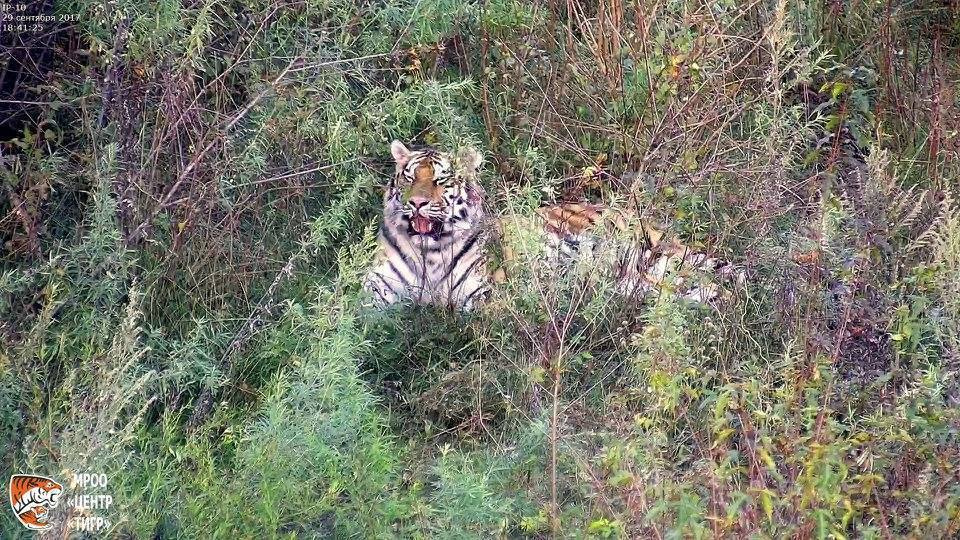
[31,504,48,523]
[386,140,484,238]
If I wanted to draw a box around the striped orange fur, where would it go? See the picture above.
[532,202,743,303]
[363,141,491,310]
[363,142,743,311]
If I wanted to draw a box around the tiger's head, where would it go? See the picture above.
[9,474,64,531]
[385,140,485,239]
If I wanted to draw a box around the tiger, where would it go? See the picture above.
[528,202,744,303]
[9,474,64,530]
[363,140,492,310]
[363,141,744,310]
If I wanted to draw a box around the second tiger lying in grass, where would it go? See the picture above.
[516,202,745,304]
[363,141,744,311]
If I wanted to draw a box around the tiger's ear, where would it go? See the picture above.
[457,146,483,173]
[456,146,485,204]
[390,140,411,168]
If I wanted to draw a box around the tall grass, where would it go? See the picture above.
[1,0,958,537]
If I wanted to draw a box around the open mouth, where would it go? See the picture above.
[408,215,441,236]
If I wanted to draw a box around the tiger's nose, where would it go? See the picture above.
[408,196,430,210]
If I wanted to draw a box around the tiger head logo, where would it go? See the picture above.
[9,474,64,530]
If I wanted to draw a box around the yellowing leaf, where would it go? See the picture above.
[759,490,774,520]
[831,82,849,100]
[712,428,735,448]
[759,447,776,470]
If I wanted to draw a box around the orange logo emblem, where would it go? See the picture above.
[9,474,64,531]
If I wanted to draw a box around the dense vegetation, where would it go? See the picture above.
[2,0,959,537]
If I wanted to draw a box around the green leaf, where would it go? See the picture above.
[608,470,633,488]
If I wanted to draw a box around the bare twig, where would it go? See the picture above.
[128,57,300,244]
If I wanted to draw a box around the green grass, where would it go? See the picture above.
[2,0,959,537]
